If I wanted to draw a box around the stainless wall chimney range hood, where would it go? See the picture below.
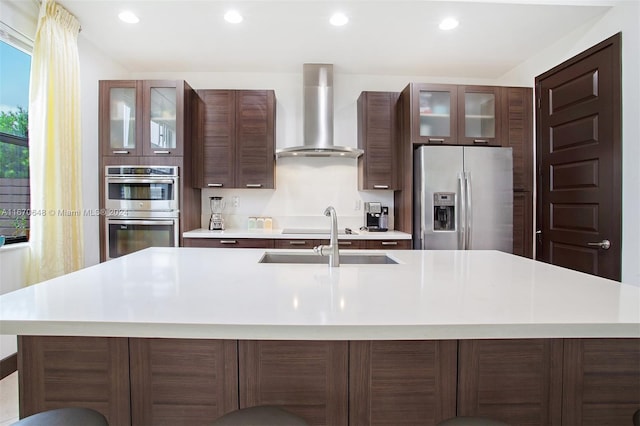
[276,64,363,158]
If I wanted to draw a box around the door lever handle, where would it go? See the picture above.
[587,239,610,250]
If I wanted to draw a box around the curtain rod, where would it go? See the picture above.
[31,0,83,32]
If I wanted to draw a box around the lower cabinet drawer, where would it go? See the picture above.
[365,240,412,250]
[183,238,274,248]
[274,239,319,249]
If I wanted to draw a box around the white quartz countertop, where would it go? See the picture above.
[183,228,412,240]
[1,248,638,340]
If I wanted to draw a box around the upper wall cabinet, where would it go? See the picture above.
[357,91,400,190]
[194,89,276,189]
[457,85,501,146]
[410,83,458,145]
[99,80,194,158]
[404,83,502,146]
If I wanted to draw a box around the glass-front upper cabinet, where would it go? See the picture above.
[457,86,501,146]
[411,84,458,144]
[143,80,183,156]
[100,80,143,156]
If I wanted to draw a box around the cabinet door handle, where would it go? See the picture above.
[473,139,489,144]
[153,150,171,154]
[373,185,390,189]
[428,138,444,144]
[339,241,352,246]
[245,184,263,188]
[112,150,129,154]
[207,183,223,187]
[220,240,237,244]
[381,241,398,246]
[289,241,307,245]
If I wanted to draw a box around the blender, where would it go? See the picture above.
[208,196,226,230]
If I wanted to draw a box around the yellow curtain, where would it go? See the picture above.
[27,0,83,284]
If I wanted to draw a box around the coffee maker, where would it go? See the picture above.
[364,202,389,232]
[208,196,225,230]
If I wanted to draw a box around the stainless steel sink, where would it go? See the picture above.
[259,252,398,264]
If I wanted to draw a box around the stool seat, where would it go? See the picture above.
[437,416,511,426]
[11,407,108,426]
[211,406,309,426]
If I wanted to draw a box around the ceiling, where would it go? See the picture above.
[57,0,614,78]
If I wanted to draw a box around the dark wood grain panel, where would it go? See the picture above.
[350,341,457,425]
[513,191,533,258]
[183,238,275,249]
[130,338,238,426]
[500,87,533,192]
[18,336,131,426]
[273,239,321,249]
[239,340,348,426]
[458,339,563,426]
[357,91,400,190]
[563,339,640,425]
[235,90,275,189]
[197,89,236,188]
[365,239,412,250]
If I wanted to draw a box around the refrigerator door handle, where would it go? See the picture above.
[465,171,472,249]
[458,173,466,250]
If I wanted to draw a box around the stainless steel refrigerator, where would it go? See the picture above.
[413,145,513,252]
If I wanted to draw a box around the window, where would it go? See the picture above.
[0,36,32,244]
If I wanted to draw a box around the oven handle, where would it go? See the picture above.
[107,178,176,184]
[107,219,176,226]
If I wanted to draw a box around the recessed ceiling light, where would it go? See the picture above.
[118,11,139,24]
[224,10,243,24]
[330,12,349,27]
[439,17,459,31]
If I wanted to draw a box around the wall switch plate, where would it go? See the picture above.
[233,196,239,208]
[354,200,361,211]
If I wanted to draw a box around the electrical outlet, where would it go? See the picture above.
[233,196,239,208]
[354,200,362,211]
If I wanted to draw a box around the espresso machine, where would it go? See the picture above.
[364,202,389,232]
[209,196,226,230]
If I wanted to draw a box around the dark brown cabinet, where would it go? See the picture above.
[98,80,202,261]
[129,338,238,426]
[357,91,400,190]
[239,340,349,426]
[18,337,640,426]
[195,90,275,189]
[349,341,457,425]
[18,336,131,425]
[457,86,501,146]
[403,83,502,146]
[514,191,533,258]
[501,86,534,258]
[458,339,563,426]
[99,80,193,158]
[562,339,640,426]
[406,83,459,145]
[365,239,411,250]
[183,238,274,249]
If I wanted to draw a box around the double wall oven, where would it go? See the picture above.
[105,166,179,260]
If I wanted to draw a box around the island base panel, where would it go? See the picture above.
[17,336,131,426]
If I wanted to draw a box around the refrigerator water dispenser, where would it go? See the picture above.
[433,192,455,231]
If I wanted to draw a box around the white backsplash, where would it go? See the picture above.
[199,157,394,231]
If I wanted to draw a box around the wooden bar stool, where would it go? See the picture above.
[211,406,309,426]
[11,407,108,426]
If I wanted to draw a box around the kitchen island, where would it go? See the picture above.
[1,248,638,425]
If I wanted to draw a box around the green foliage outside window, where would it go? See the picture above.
[0,106,29,178]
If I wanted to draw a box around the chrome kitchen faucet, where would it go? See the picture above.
[313,206,340,267]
